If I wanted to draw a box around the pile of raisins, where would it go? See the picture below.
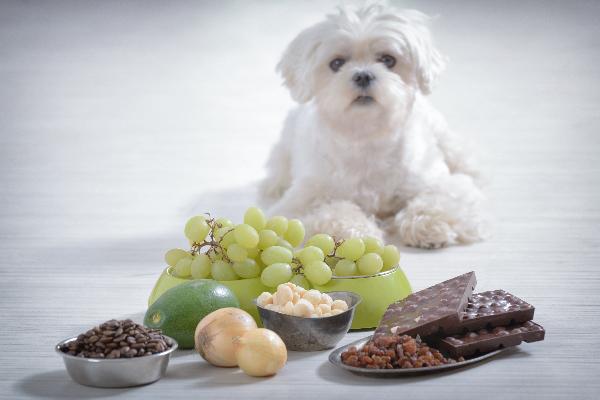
[341,334,464,369]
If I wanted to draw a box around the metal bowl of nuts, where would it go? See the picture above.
[256,289,361,351]
[55,319,177,388]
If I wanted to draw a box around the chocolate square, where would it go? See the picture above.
[437,321,545,358]
[459,290,535,332]
[374,271,477,338]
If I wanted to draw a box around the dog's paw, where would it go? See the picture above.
[302,201,383,240]
[393,210,457,249]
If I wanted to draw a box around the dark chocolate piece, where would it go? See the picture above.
[374,272,477,338]
[459,290,535,332]
[437,321,545,358]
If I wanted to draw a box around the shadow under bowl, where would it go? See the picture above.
[256,291,361,351]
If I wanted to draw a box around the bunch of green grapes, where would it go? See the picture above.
[163,206,401,290]
[163,207,307,286]
[329,236,400,277]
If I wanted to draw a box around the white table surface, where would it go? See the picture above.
[1,1,599,399]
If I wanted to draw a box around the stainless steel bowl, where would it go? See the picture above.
[256,291,361,351]
[55,336,178,388]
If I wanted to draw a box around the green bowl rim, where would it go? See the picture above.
[164,264,401,281]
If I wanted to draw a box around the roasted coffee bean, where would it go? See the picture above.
[60,319,172,359]
[113,334,127,342]
[107,350,121,359]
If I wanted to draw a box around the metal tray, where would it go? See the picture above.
[329,335,506,376]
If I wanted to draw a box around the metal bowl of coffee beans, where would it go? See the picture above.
[56,319,177,388]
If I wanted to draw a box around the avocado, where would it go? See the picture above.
[144,279,240,349]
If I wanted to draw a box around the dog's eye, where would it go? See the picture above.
[378,54,396,69]
[329,58,346,72]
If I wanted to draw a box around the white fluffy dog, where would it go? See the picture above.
[259,3,488,249]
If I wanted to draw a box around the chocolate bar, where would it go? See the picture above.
[459,290,535,332]
[374,271,477,338]
[437,321,545,358]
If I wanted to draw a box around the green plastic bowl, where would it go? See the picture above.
[312,266,412,329]
[148,266,270,325]
[148,265,411,329]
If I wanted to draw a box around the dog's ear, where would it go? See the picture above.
[277,22,327,103]
[400,10,446,94]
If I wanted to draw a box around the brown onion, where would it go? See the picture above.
[235,328,287,377]
[194,307,257,367]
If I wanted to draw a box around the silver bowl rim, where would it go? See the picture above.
[254,290,362,321]
[163,265,401,281]
[55,334,178,363]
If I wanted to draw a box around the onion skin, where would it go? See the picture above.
[194,307,257,367]
[235,328,287,377]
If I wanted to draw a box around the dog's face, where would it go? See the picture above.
[278,5,445,139]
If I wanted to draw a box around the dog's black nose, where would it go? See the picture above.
[352,71,375,88]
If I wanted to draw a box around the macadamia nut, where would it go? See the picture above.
[257,292,273,307]
[257,283,349,318]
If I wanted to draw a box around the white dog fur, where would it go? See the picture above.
[259,3,489,249]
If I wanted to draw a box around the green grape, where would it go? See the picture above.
[244,206,267,231]
[226,243,248,263]
[304,260,332,286]
[215,227,236,248]
[298,246,325,266]
[266,216,288,236]
[260,245,293,265]
[325,256,339,267]
[277,238,294,251]
[284,219,305,247]
[260,263,293,287]
[174,258,192,278]
[336,238,365,261]
[363,236,384,255]
[258,229,279,249]
[232,259,261,279]
[184,215,210,244]
[290,274,311,289]
[190,254,211,279]
[215,217,233,228]
[307,233,335,255]
[234,224,259,249]
[246,246,259,259]
[357,253,384,275]
[211,260,239,281]
[165,248,192,267]
[382,245,400,269]
[334,259,357,277]
[254,255,266,269]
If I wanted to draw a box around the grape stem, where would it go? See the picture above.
[189,218,231,263]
